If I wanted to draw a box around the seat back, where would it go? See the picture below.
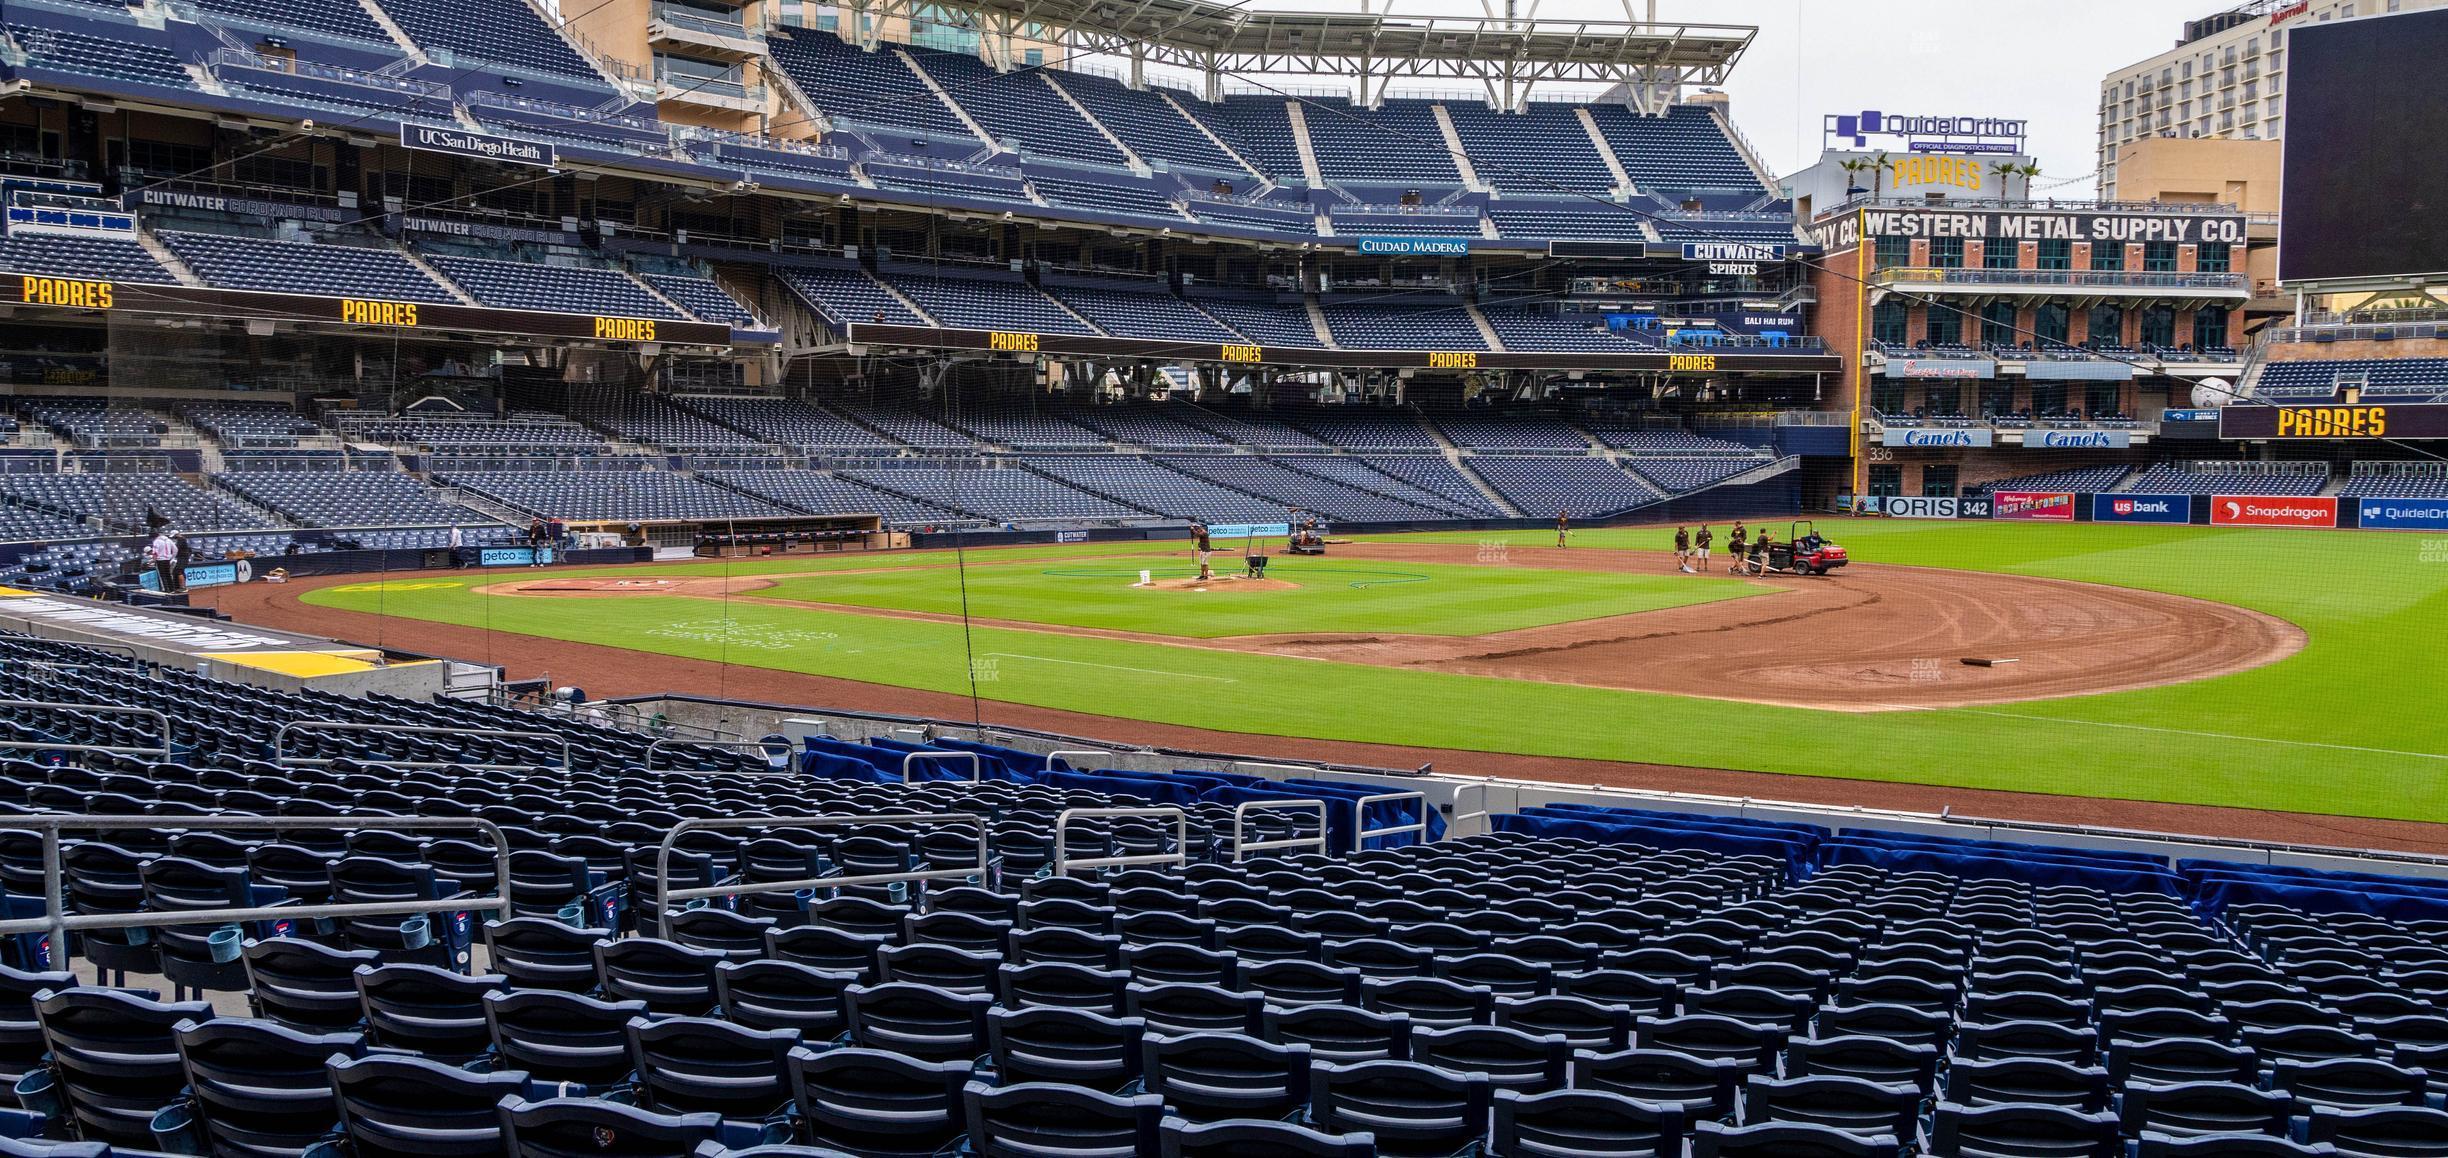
[1309,1059,1493,1158]
[787,1045,968,1158]
[174,1017,365,1158]
[715,961,859,1038]
[483,989,647,1087]
[1492,1087,1685,1158]
[595,938,724,1016]
[498,1096,723,1158]
[1262,1004,1412,1064]
[353,964,505,1061]
[984,1006,1144,1092]
[329,1052,530,1158]
[1156,1115,1376,1157]
[32,987,213,1146]
[959,1080,1163,1158]
[1139,1031,1312,1122]
[625,1015,796,1119]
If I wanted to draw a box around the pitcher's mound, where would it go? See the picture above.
[1138,576,1300,593]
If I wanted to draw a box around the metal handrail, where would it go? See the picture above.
[1230,799,1327,863]
[1044,749,1110,772]
[1230,761,1318,780]
[643,736,790,772]
[0,701,170,758]
[1450,783,1491,838]
[1353,791,1430,852]
[901,751,981,784]
[1054,807,1188,875]
[272,722,571,771]
[653,812,987,938]
[0,815,512,964]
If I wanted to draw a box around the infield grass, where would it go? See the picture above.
[303,520,2448,822]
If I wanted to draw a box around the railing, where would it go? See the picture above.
[206,49,452,101]
[272,721,571,771]
[0,701,169,759]
[464,90,666,136]
[653,812,985,937]
[1054,807,1189,875]
[0,815,512,967]
[901,750,981,784]
[1352,791,1429,852]
[1834,194,2241,215]
[649,1,760,39]
[1044,748,1110,772]
[1450,783,1490,837]
[655,70,765,105]
[1875,267,2249,292]
[1230,799,1328,862]
[642,736,789,771]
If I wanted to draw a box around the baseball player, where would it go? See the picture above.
[1694,524,1713,573]
[1673,525,1691,573]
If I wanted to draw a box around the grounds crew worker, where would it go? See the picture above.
[1192,521,1214,581]
[1694,524,1713,572]
[1556,510,1570,548]
[1726,523,1747,570]
[1673,525,1691,573]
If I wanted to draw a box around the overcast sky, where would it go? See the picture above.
[1669,0,2221,196]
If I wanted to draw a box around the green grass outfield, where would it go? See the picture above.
[303,522,2448,822]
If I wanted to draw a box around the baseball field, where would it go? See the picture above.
[250,519,2448,826]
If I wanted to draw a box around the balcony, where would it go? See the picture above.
[647,2,764,59]
[655,66,766,113]
[1872,266,2250,299]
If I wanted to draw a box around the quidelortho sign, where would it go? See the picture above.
[1880,427,1993,447]
[2353,498,2448,530]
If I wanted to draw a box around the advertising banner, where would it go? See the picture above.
[1354,237,1471,256]
[2351,497,2448,531]
[1885,496,1959,519]
[2092,494,2192,524]
[399,124,554,168]
[1956,496,1993,518]
[1888,358,1995,380]
[1880,427,1994,448]
[2208,495,2338,528]
[136,560,249,592]
[1205,523,1290,539]
[2217,403,2448,440]
[478,547,559,567]
[2025,429,2133,449]
[1991,490,2076,520]
[2022,361,2135,381]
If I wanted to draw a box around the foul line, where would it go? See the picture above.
[1952,709,2448,761]
[980,652,1239,682]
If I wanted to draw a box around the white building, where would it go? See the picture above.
[2096,0,2448,198]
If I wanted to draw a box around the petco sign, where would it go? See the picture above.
[1881,427,1994,447]
[1991,491,2075,521]
[2092,494,2192,524]
[2210,495,2337,528]
[1886,496,1958,519]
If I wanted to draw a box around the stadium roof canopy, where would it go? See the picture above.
[831,0,1756,109]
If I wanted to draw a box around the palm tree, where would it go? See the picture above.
[1989,160,2042,201]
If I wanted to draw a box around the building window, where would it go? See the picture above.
[1926,307,1962,346]
[1980,301,2020,348]
[2193,309,2230,350]
[2091,242,2125,272]
[2036,239,2072,270]
[2087,383,2122,418]
[2031,383,2068,414]
[2142,240,2179,272]
[1983,240,2019,270]
[1023,48,1043,65]
[2034,302,2071,345]
[2197,243,2231,273]
[1922,464,1959,498]
[1871,300,1908,345]
[2088,304,2124,346]
[1874,235,1912,268]
[1867,464,1903,499]
[2139,305,2177,347]
[1872,380,1906,414]
[1930,237,1964,268]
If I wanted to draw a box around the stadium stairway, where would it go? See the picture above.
[1465,302,1506,351]
[1158,89,1266,180]
[401,249,481,306]
[1041,74,1147,173]
[130,234,201,288]
[893,46,998,150]
[1284,101,1329,189]
[1579,107,1637,194]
